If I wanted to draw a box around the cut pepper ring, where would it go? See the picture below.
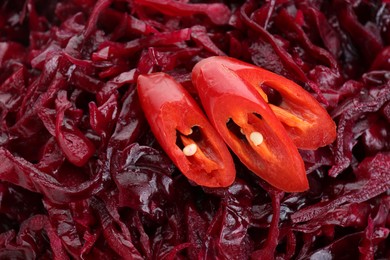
[192,63,309,192]
[137,72,235,188]
[193,56,337,150]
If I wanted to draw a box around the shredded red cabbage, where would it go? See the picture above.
[0,0,389,259]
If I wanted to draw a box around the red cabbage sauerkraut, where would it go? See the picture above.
[0,0,389,259]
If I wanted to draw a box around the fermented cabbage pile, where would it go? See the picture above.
[0,0,389,259]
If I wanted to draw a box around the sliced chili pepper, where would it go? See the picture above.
[137,72,235,187]
[192,62,308,192]
[193,56,336,150]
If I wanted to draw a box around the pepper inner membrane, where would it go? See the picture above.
[257,83,310,131]
[259,83,283,106]
[226,112,275,164]
[175,126,220,173]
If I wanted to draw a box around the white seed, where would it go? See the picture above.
[240,128,245,135]
[250,131,264,146]
[183,143,198,156]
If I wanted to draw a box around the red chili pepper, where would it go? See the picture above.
[137,72,235,187]
[192,61,308,192]
[193,56,336,150]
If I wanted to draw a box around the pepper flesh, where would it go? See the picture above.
[193,56,337,150]
[137,72,235,187]
[192,63,308,192]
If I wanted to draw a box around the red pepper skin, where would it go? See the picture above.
[193,56,336,150]
[192,62,308,192]
[137,72,235,187]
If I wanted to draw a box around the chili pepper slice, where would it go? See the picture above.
[192,62,308,192]
[137,72,235,187]
[193,56,336,150]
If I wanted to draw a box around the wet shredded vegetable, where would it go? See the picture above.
[0,0,389,259]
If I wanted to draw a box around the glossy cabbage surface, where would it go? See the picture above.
[0,0,389,259]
